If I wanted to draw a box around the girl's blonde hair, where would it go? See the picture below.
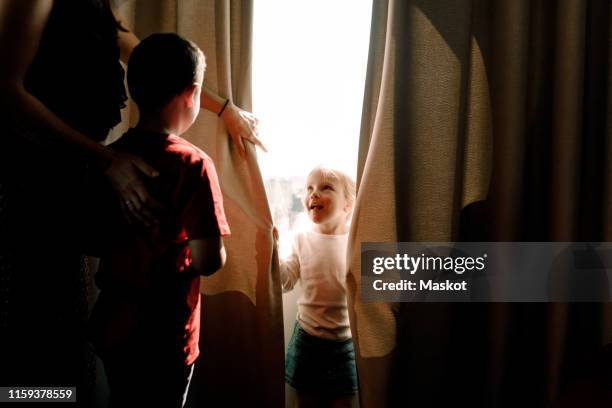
[305,166,356,220]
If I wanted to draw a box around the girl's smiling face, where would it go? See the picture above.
[304,169,352,234]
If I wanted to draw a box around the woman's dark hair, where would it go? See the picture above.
[127,33,206,113]
[93,0,128,32]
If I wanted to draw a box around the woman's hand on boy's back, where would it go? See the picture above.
[105,151,162,227]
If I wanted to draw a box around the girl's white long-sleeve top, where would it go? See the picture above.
[281,230,351,341]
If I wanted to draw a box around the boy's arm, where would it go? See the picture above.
[180,156,230,276]
[188,237,226,276]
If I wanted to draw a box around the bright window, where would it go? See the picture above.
[253,0,372,258]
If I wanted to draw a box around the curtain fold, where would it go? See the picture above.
[349,0,612,407]
[112,1,284,406]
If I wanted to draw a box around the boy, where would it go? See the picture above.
[88,33,230,407]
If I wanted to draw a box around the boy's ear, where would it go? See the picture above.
[183,84,199,108]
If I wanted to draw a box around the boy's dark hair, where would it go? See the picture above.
[128,33,205,113]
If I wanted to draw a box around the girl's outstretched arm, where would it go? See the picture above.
[0,0,159,226]
[275,228,300,292]
[115,12,265,157]
[280,250,300,293]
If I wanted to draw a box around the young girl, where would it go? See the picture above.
[279,166,358,408]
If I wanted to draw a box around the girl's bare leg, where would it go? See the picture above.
[331,394,356,408]
[295,392,322,408]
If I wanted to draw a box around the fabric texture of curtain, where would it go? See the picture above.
[112,1,284,406]
[349,0,612,407]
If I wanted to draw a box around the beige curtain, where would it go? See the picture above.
[349,0,612,407]
[112,1,284,406]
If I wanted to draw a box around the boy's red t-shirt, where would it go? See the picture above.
[92,128,230,365]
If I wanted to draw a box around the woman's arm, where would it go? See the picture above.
[200,87,266,157]
[0,0,159,226]
[116,18,139,64]
[115,14,265,157]
[0,1,110,167]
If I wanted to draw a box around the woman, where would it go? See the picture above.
[0,0,260,403]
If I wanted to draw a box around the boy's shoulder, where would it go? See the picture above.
[164,134,213,167]
[113,128,214,170]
